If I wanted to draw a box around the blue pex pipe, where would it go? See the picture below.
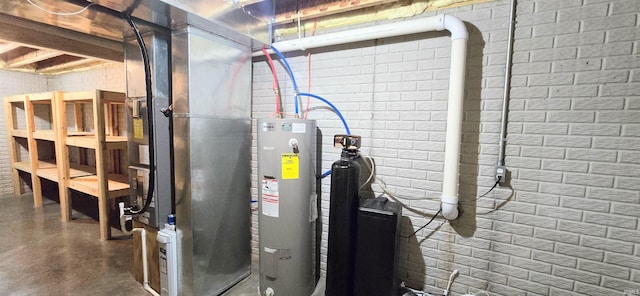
[297,92,352,179]
[297,92,351,135]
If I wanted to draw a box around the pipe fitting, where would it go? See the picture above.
[442,15,468,40]
[441,194,459,220]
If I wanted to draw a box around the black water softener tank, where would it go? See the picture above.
[325,135,361,296]
[354,197,402,296]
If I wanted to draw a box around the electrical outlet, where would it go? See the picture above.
[495,166,507,184]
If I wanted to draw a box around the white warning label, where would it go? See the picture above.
[261,179,279,217]
[292,123,306,133]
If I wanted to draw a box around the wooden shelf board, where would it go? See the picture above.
[4,96,24,103]
[65,135,127,149]
[62,90,125,103]
[10,129,28,138]
[32,130,56,141]
[13,161,32,173]
[38,160,57,168]
[36,160,58,181]
[35,161,96,181]
[70,163,97,178]
[68,173,129,199]
[68,131,94,136]
[29,92,57,102]
[106,136,128,150]
[37,167,59,181]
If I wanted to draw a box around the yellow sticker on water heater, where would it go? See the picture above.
[133,118,144,139]
[281,153,299,179]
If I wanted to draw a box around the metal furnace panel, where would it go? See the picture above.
[125,28,173,228]
[174,116,252,296]
[172,25,252,296]
[172,26,252,118]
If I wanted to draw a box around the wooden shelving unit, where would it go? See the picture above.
[58,90,129,240]
[3,90,129,241]
[4,91,61,207]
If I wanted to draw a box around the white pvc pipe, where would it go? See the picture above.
[256,15,467,56]
[120,202,161,296]
[440,38,467,220]
[257,15,468,220]
[133,228,161,296]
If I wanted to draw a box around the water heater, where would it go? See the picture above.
[257,119,318,296]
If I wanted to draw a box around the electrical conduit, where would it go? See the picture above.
[257,14,468,220]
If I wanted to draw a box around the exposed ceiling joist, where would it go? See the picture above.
[6,49,64,67]
[39,60,110,75]
[37,55,103,74]
[0,13,123,62]
[0,39,112,75]
[0,42,20,55]
[36,55,85,71]
[0,12,122,75]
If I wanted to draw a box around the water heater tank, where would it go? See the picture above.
[257,119,318,296]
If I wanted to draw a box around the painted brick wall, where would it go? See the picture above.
[251,0,640,295]
[47,63,126,92]
[0,71,48,197]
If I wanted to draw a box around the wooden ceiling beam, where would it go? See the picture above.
[0,42,20,55]
[39,60,109,75]
[6,49,64,67]
[0,13,123,62]
[36,55,92,72]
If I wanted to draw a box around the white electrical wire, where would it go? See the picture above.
[359,152,440,200]
[358,152,442,219]
[443,269,458,296]
[400,282,438,296]
[26,0,96,16]
[360,154,375,189]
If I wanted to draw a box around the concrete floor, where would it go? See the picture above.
[0,194,147,295]
[0,194,324,296]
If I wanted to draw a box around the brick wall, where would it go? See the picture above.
[251,0,640,295]
[0,71,48,197]
[47,63,126,92]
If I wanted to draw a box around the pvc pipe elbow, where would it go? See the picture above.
[440,15,468,40]
[441,194,459,220]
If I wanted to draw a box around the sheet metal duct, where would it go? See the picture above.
[124,9,254,296]
[171,24,253,295]
[0,0,272,46]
